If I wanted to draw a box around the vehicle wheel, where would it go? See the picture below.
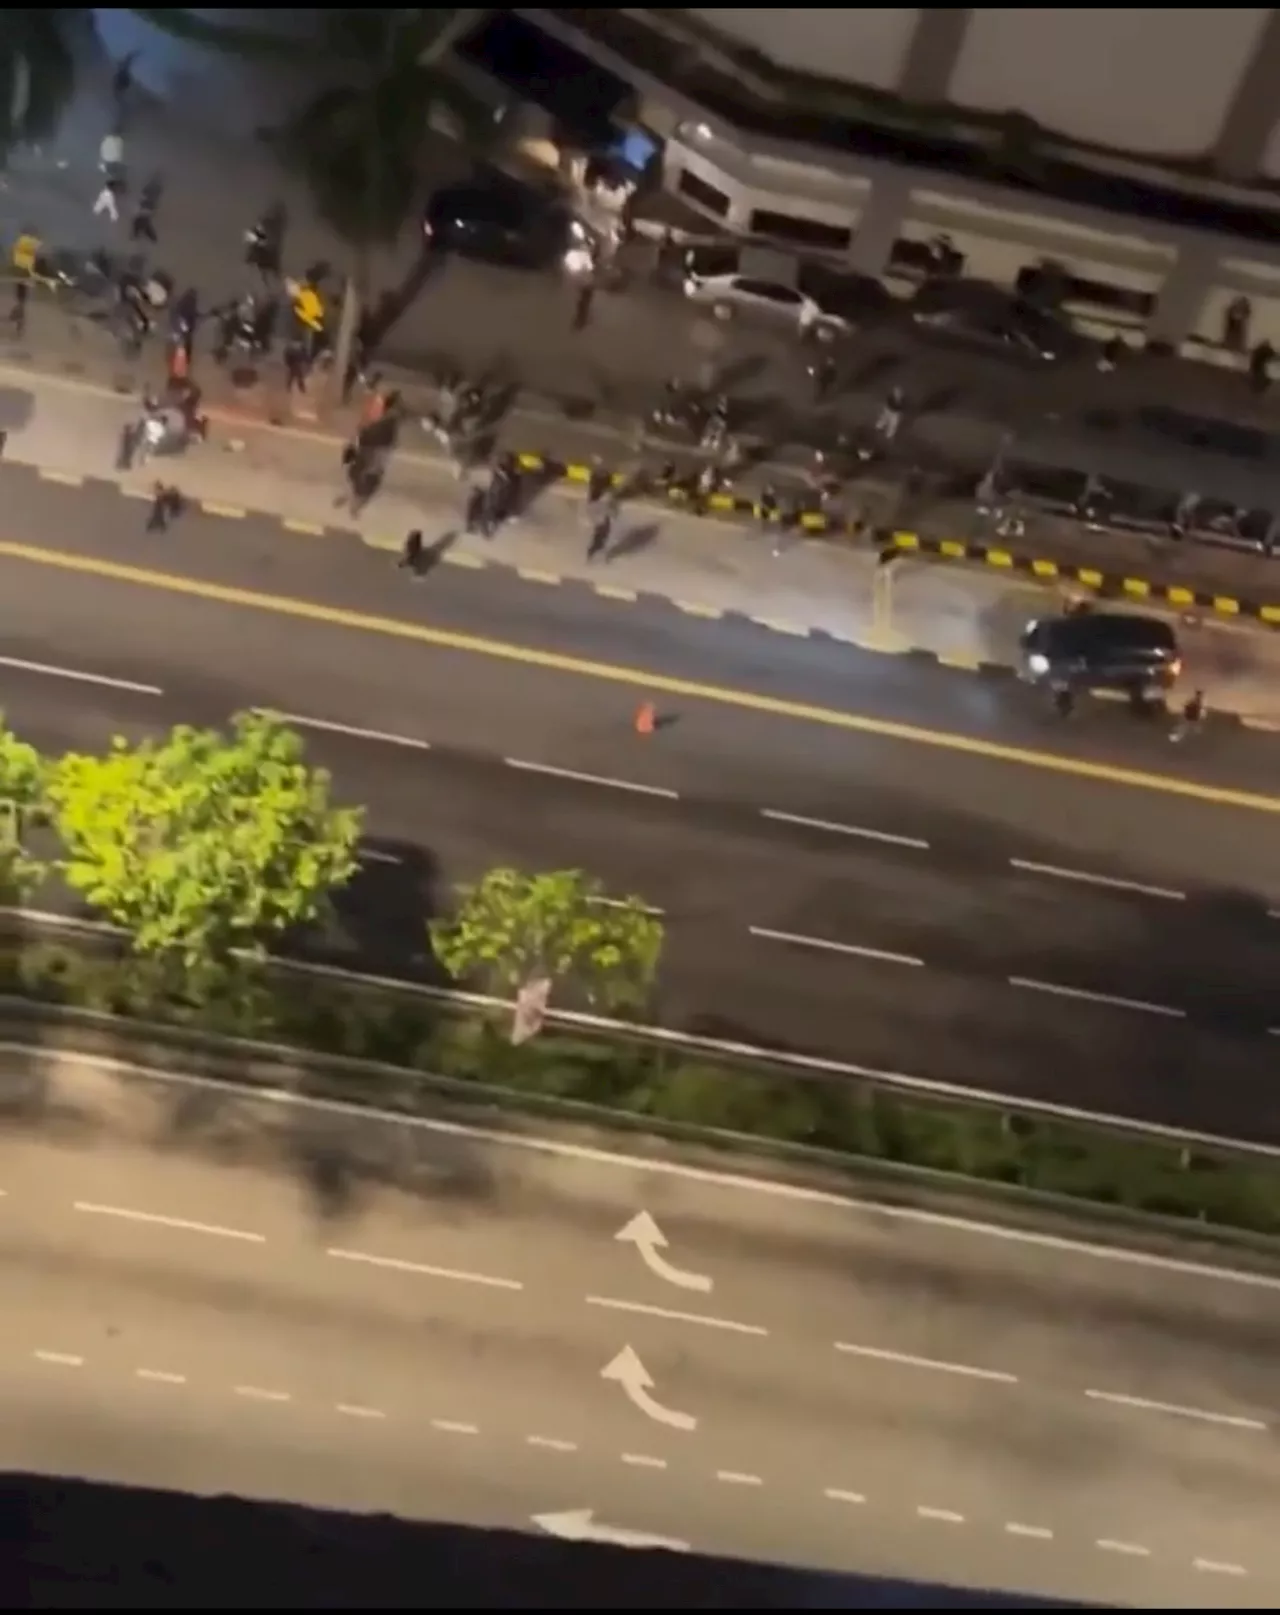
[712,301,733,321]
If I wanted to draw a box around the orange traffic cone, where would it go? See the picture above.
[634,700,656,735]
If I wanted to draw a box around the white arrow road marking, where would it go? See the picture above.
[615,1211,713,1294]
[533,1509,690,1552]
[601,1346,697,1432]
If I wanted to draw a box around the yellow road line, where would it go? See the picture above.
[1,538,1277,814]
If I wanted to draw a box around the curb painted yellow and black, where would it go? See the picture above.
[5,340,1275,630]
[509,448,1280,630]
[21,461,1280,740]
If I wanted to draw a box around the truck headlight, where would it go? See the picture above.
[1027,653,1049,676]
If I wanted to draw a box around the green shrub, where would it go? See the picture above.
[8,928,1280,1237]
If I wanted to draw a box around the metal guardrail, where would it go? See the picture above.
[5,904,1280,1162]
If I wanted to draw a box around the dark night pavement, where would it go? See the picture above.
[3,466,1280,815]
[0,508,1279,1137]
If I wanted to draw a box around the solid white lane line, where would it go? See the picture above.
[48,1041,1280,1292]
[0,653,161,697]
[1084,1388,1267,1431]
[327,1247,523,1292]
[336,1404,387,1420]
[360,849,403,866]
[1097,1540,1150,1558]
[835,1341,1018,1385]
[74,1202,266,1243]
[1010,858,1186,902]
[432,1419,479,1436]
[136,1369,186,1385]
[503,757,679,800]
[1006,1523,1054,1540]
[1195,1558,1247,1577]
[1008,976,1185,1020]
[585,1294,768,1337]
[749,926,924,968]
[527,1435,577,1452]
[760,809,930,850]
[824,1488,866,1505]
[716,1470,763,1487]
[255,711,432,751]
[234,1385,290,1403]
[34,1351,83,1367]
[918,1506,965,1525]
[622,1453,668,1470]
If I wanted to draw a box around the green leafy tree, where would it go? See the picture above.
[45,711,362,986]
[0,710,47,900]
[431,867,664,1016]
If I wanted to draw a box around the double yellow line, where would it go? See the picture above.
[2,537,1278,815]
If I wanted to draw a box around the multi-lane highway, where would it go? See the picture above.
[2,471,1280,1138]
[0,1042,1277,1607]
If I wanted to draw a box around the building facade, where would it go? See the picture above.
[686,8,1280,179]
[525,8,1280,355]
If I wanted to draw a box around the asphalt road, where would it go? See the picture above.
[2,1044,1277,1608]
[3,536,1280,1135]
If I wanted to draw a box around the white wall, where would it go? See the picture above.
[953,8,1267,155]
[686,7,920,89]
[694,6,1273,160]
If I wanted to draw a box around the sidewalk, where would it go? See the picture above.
[7,62,1280,628]
[6,359,1280,732]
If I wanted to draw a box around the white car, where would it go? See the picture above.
[683,272,847,337]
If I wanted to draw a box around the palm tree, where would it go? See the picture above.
[0,10,82,163]
[275,8,492,398]
[142,7,491,398]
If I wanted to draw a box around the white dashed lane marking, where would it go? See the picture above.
[1085,1388,1268,1432]
[74,1202,266,1243]
[749,926,925,969]
[1008,976,1185,1020]
[9,1346,1251,1582]
[835,1340,1018,1385]
[502,757,679,799]
[327,1246,523,1292]
[585,1294,767,1336]
[1010,858,1186,902]
[759,809,930,850]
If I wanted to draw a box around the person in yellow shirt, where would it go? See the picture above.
[11,232,40,278]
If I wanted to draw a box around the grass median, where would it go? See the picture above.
[5,931,1280,1236]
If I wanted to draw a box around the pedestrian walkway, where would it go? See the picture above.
[6,360,1280,732]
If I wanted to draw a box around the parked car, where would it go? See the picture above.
[911,280,1085,363]
[1019,609,1181,697]
[422,179,596,271]
[683,271,848,337]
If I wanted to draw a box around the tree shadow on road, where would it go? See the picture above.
[326,838,446,982]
